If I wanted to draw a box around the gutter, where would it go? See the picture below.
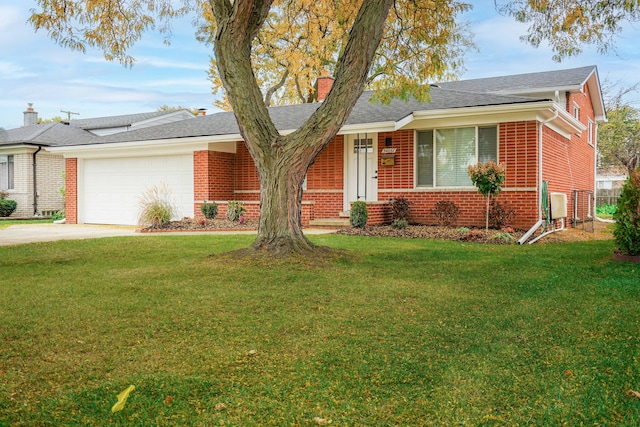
[518,108,560,244]
[32,145,42,215]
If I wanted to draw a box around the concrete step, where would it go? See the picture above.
[309,218,350,227]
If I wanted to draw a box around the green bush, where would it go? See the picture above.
[391,218,408,229]
[596,204,617,216]
[350,201,368,228]
[226,201,246,221]
[138,183,176,227]
[613,169,640,256]
[0,191,17,217]
[200,202,218,219]
[52,210,65,221]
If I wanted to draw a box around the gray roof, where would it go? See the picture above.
[92,87,544,145]
[1,66,598,148]
[437,65,596,94]
[67,110,184,130]
[0,122,97,147]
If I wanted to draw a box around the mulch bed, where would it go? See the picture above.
[140,218,613,245]
[139,218,257,233]
[337,225,525,244]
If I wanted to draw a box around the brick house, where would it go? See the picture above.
[46,65,604,233]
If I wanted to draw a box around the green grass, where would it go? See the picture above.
[0,218,53,229]
[1,234,639,426]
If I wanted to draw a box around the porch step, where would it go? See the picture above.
[309,217,350,227]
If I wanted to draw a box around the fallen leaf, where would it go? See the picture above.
[627,390,640,400]
[215,402,227,411]
[313,416,332,425]
[111,385,135,413]
[164,395,173,405]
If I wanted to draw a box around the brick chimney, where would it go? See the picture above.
[316,69,335,102]
[23,103,38,126]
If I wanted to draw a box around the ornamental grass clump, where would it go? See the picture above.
[138,183,176,227]
[468,161,506,231]
[613,168,640,256]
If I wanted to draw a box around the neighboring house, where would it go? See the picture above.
[32,65,606,233]
[0,106,195,217]
[596,165,627,206]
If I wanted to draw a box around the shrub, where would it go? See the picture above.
[200,202,219,219]
[52,210,66,221]
[487,200,516,229]
[350,201,368,228]
[431,200,459,226]
[492,232,515,244]
[613,169,640,256]
[596,204,617,216]
[456,226,470,235]
[0,190,17,217]
[468,161,506,230]
[391,219,409,229]
[138,183,176,227]
[226,201,246,221]
[390,197,411,221]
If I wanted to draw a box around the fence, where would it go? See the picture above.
[596,188,621,207]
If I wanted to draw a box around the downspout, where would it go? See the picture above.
[32,146,42,216]
[518,108,559,244]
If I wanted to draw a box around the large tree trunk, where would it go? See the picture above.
[251,148,314,254]
[211,0,394,256]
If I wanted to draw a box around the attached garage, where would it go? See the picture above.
[79,154,194,225]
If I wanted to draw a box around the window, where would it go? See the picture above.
[353,138,373,154]
[573,102,580,120]
[0,155,14,190]
[417,126,497,188]
[588,119,594,146]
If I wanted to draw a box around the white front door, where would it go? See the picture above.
[344,133,378,211]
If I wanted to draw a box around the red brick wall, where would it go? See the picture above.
[543,86,596,221]
[303,136,345,217]
[234,142,260,192]
[371,122,540,229]
[65,158,78,224]
[194,150,235,201]
[378,130,414,189]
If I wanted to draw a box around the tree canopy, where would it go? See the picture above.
[498,0,640,61]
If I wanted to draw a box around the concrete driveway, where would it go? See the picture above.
[0,223,334,246]
[0,223,139,246]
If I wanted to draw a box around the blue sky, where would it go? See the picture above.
[1,1,640,129]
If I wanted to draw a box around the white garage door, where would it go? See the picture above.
[82,155,194,225]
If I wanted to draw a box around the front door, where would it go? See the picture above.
[344,133,378,211]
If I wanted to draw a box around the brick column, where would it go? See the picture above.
[65,158,78,224]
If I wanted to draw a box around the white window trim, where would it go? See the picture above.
[573,102,580,121]
[414,124,500,189]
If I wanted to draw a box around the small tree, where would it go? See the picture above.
[468,161,506,231]
[613,168,640,256]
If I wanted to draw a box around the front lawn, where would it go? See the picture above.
[1,235,638,425]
